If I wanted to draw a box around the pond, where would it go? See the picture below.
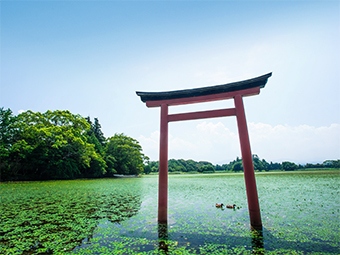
[0,171,339,254]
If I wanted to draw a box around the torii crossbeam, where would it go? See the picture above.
[136,72,272,230]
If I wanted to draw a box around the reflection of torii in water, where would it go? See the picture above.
[136,72,272,230]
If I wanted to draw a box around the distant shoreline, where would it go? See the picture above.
[113,174,140,178]
[145,168,340,176]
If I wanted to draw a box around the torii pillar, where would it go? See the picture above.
[137,73,272,230]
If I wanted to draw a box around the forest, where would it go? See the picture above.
[0,108,147,181]
[1,107,338,181]
[144,156,340,174]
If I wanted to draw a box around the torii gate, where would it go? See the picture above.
[136,72,272,230]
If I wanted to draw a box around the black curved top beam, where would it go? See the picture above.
[136,72,272,103]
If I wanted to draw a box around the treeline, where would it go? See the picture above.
[1,107,338,181]
[0,108,147,181]
[144,155,340,174]
[144,159,216,174]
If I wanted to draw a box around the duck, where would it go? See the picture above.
[215,203,224,208]
[226,204,236,209]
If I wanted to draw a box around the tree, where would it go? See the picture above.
[105,133,146,175]
[197,161,215,173]
[0,108,16,148]
[86,117,106,146]
[328,160,340,168]
[93,118,106,146]
[268,161,281,170]
[0,108,17,180]
[282,161,298,171]
[185,159,198,172]
[168,159,186,172]
[200,164,215,173]
[1,110,106,180]
[148,161,159,173]
[85,117,105,153]
[143,164,152,174]
[232,161,243,172]
[252,154,264,171]
[0,108,154,181]
[215,164,225,171]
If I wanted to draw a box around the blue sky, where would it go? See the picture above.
[1,1,339,164]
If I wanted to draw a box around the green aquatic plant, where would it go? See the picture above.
[0,178,142,254]
[1,171,339,254]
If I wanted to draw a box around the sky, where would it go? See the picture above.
[1,0,339,164]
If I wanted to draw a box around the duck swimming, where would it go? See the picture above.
[215,203,224,208]
[226,204,236,209]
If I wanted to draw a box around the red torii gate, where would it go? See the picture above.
[136,72,272,230]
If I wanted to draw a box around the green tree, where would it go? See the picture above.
[268,161,281,170]
[197,161,214,173]
[232,161,243,172]
[252,154,270,171]
[0,108,18,180]
[105,133,146,175]
[282,161,298,171]
[200,164,215,173]
[185,159,198,172]
[169,159,186,172]
[215,164,225,171]
[143,164,152,174]
[3,110,106,180]
[252,154,263,171]
[327,160,340,168]
[148,161,159,173]
[93,118,106,146]
[84,117,108,177]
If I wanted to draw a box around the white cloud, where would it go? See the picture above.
[249,123,340,163]
[139,131,159,155]
[139,121,340,164]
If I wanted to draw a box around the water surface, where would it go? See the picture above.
[1,171,339,254]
